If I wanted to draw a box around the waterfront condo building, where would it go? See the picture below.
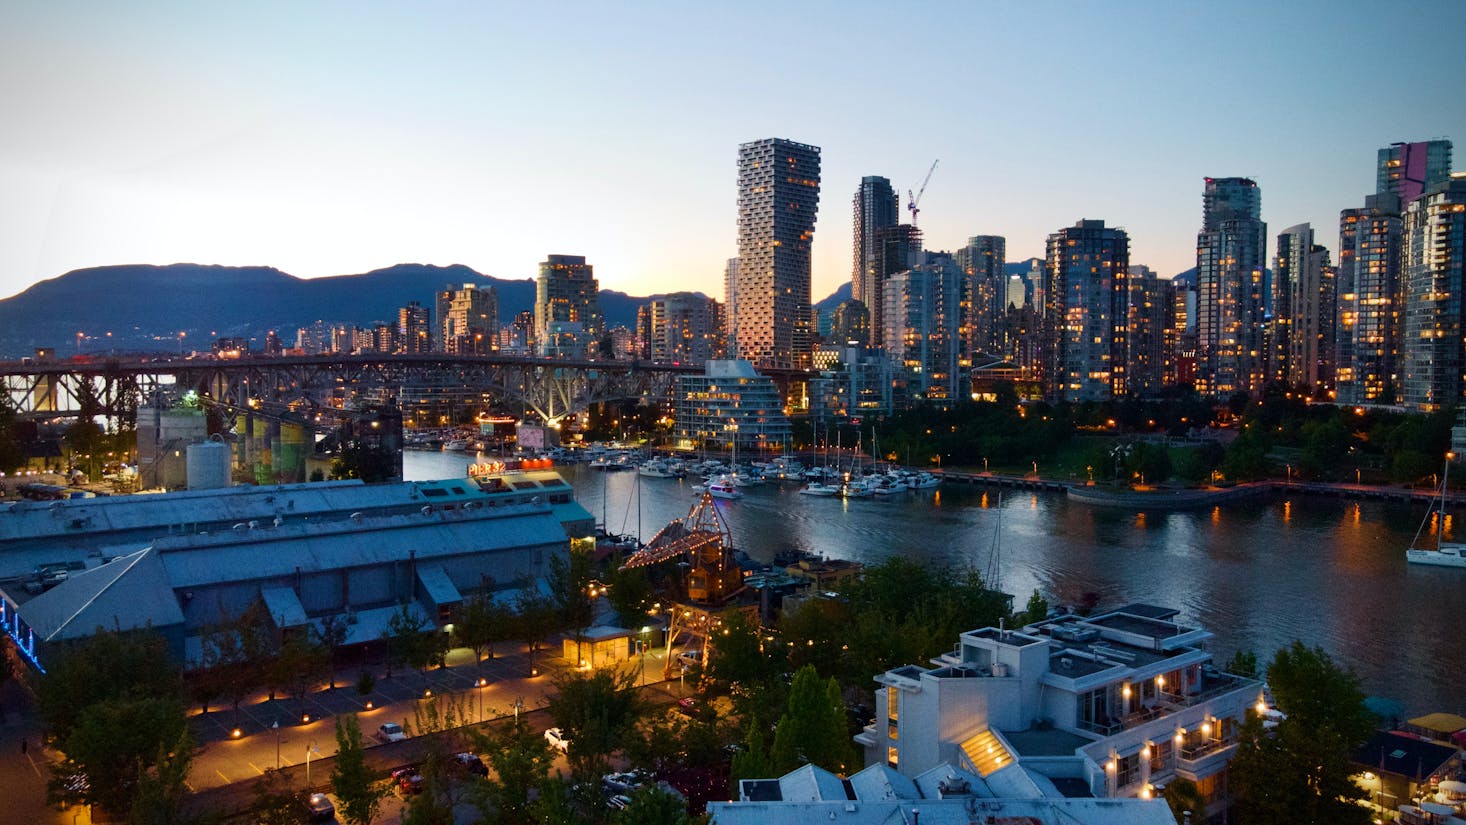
[1043,220,1130,401]
[882,253,966,405]
[535,255,602,358]
[828,298,871,347]
[1401,176,1466,411]
[436,283,498,355]
[957,235,1008,361]
[1126,266,1171,397]
[733,138,821,370]
[672,359,791,452]
[855,605,1262,823]
[1335,194,1405,403]
[852,176,900,311]
[639,292,722,364]
[1269,224,1335,389]
[1196,177,1267,397]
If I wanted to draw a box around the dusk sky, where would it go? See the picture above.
[2,1,1463,303]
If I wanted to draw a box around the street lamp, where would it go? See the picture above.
[476,677,487,723]
[513,696,524,723]
[305,740,318,786]
[1286,464,1291,484]
[272,720,280,770]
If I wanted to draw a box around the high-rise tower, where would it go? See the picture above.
[1196,177,1267,396]
[1401,177,1466,410]
[435,283,497,355]
[853,176,900,309]
[734,138,821,369]
[1270,224,1334,389]
[1377,140,1453,204]
[535,255,601,358]
[1044,220,1130,401]
[956,236,1007,359]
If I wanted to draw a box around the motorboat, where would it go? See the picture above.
[1408,457,1466,568]
[638,460,678,478]
[701,475,743,500]
[909,471,942,490]
[799,481,841,497]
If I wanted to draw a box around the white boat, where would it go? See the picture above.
[638,460,678,478]
[799,481,841,497]
[841,478,876,498]
[443,439,469,452]
[909,471,942,490]
[1408,457,1466,568]
[703,475,743,500]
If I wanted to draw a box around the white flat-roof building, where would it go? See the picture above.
[855,604,1262,822]
[673,360,791,452]
[708,760,1176,825]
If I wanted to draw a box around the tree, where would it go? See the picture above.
[1223,649,1258,679]
[122,728,192,825]
[549,547,596,630]
[769,665,854,774]
[332,714,386,825]
[546,666,644,778]
[37,628,188,819]
[468,716,556,824]
[250,767,308,825]
[1161,777,1205,824]
[457,593,515,666]
[1230,643,1372,825]
[615,785,694,825]
[383,602,442,674]
[1016,589,1049,626]
[729,724,776,789]
[515,592,561,676]
[606,563,654,628]
[272,630,331,716]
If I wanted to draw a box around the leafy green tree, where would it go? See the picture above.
[383,602,443,674]
[332,714,386,825]
[549,547,596,630]
[273,629,331,716]
[1017,589,1049,626]
[614,785,693,825]
[547,666,645,778]
[514,591,561,676]
[1230,643,1372,825]
[770,665,854,774]
[249,766,308,825]
[1223,649,1258,679]
[457,592,515,665]
[529,777,580,825]
[469,716,556,824]
[1161,776,1205,824]
[37,629,188,818]
[729,724,776,788]
[122,729,192,825]
[606,563,654,628]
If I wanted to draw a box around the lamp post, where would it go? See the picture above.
[512,696,524,723]
[476,678,487,723]
[272,720,280,770]
[305,740,318,786]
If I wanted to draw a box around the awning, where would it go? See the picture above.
[261,586,309,628]
[416,565,463,607]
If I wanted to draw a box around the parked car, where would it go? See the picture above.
[391,765,424,794]
[305,792,336,822]
[543,727,570,752]
[454,752,488,776]
[675,696,698,716]
[607,793,633,810]
[602,770,648,794]
[376,722,407,743]
[676,649,703,668]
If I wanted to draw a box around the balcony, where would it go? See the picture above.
[1178,738,1237,776]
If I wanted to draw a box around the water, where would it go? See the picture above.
[406,450,1464,716]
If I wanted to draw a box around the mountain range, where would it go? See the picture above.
[0,258,1157,359]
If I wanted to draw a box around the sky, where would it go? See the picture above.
[2,0,1464,304]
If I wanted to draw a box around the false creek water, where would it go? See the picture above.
[405,450,1464,717]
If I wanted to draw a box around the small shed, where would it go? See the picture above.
[563,625,637,671]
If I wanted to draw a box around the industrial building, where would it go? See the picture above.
[0,469,593,672]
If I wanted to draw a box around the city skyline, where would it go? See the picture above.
[2,1,1464,303]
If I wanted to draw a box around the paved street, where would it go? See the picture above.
[3,640,686,824]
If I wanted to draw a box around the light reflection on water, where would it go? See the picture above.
[406,451,1463,715]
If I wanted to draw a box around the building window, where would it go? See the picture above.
[887,745,898,768]
[1116,752,1140,789]
[1150,740,1173,773]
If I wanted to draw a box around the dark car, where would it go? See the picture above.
[392,765,424,794]
[305,792,336,822]
[454,752,488,776]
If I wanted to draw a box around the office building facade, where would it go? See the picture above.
[641,292,722,364]
[733,138,821,369]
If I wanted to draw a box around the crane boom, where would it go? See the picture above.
[907,159,939,225]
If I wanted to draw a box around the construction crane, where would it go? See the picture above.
[907,159,939,226]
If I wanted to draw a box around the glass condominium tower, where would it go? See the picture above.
[733,138,821,370]
[1196,177,1267,397]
